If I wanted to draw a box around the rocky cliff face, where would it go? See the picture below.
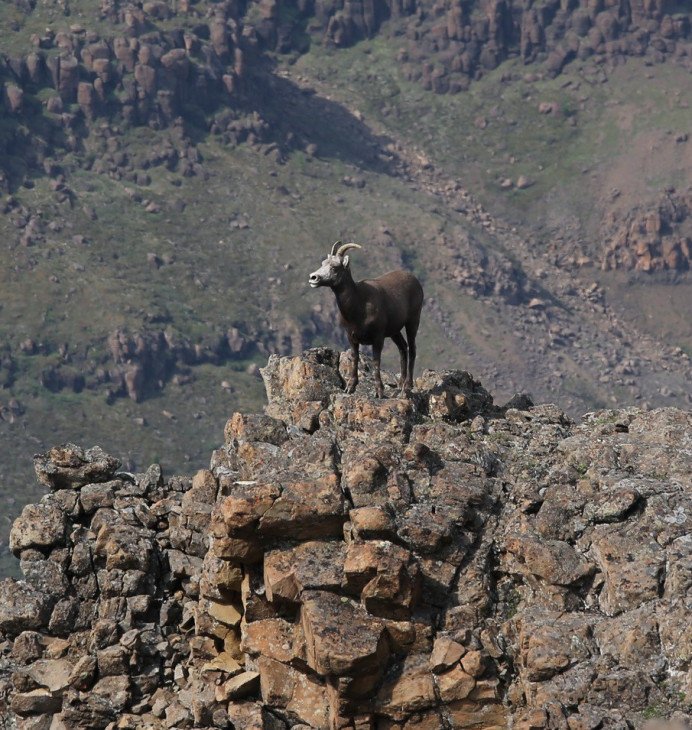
[1,348,691,729]
[2,0,692,175]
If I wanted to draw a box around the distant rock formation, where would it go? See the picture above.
[1,0,691,147]
[243,0,692,92]
[602,188,692,272]
[1,348,691,728]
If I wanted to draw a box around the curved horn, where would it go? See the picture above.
[330,240,342,256]
[336,242,362,258]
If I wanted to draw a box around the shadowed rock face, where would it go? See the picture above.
[1,348,691,729]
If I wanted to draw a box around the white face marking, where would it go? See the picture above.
[309,256,344,287]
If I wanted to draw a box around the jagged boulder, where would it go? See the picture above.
[261,347,343,429]
[33,444,121,490]
[0,579,52,635]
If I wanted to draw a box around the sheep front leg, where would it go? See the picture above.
[372,338,385,398]
[345,337,359,394]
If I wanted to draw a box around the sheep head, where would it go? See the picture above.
[309,241,362,288]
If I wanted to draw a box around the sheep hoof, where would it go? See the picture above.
[345,381,357,394]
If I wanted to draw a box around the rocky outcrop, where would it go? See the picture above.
[1,348,691,729]
[601,188,692,272]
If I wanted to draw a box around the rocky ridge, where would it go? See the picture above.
[1,347,692,729]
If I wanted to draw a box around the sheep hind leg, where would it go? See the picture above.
[404,319,419,390]
[372,339,385,398]
[391,331,409,393]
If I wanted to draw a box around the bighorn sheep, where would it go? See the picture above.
[309,241,424,398]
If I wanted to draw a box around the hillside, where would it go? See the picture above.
[1,350,691,728]
[1,0,691,574]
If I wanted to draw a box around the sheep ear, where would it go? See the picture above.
[343,255,350,267]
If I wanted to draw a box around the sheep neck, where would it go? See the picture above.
[332,274,363,323]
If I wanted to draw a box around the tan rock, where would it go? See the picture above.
[165,699,192,727]
[469,677,501,701]
[257,474,344,539]
[194,602,238,642]
[417,557,458,605]
[68,655,97,690]
[515,708,548,730]
[189,635,218,662]
[264,540,344,602]
[401,709,446,729]
[257,655,294,706]
[504,535,595,586]
[218,482,280,536]
[223,628,243,660]
[0,579,51,634]
[436,664,475,702]
[241,617,302,664]
[328,672,383,708]
[10,688,62,715]
[200,553,243,599]
[227,700,265,729]
[234,442,283,477]
[286,672,329,728]
[342,540,420,619]
[396,504,454,554]
[415,370,492,423]
[257,657,330,727]
[460,649,488,678]
[210,535,263,563]
[658,605,692,671]
[593,608,661,667]
[589,525,665,615]
[12,631,44,663]
[205,599,242,627]
[218,671,260,700]
[332,395,413,442]
[94,523,154,572]
[376,655,436,719]
[224,412,288,447]
[25,658,73,692]
[205,652,244,677]
[97,645,128,676]
[10,504,69,554]
[340,445,394,508]
[183,469,218,516]
[349,506,397,540]
[383,620,417,654]
[300,591,389,676]
[430,635,466,672]
[33,444,120,490]
[513,611,595,681]
[91,674,130,711]
[447,699,508,729]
